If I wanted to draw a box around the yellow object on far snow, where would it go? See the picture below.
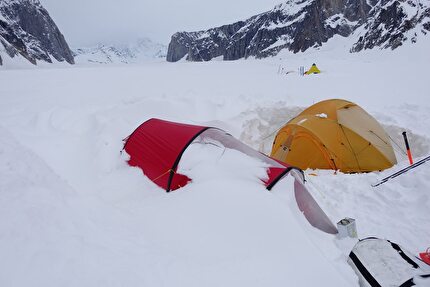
[305,63,321,75]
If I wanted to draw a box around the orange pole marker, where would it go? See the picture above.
[402,131,413,165]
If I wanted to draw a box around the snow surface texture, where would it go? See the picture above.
[0,35,429,286]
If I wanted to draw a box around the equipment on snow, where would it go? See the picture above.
[348,237,430,287]
[336,218,357,239]
[372,155,430,187]
[298,66,305,76]
[403,131,414,165]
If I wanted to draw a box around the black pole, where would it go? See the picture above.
[402,131,413,165]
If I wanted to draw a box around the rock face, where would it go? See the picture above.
[0,0,74,65]
[167,0,430,62]
[351,0,430,51]
[73,38,167,64]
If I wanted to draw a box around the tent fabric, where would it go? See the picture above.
[123,118,209,191]
[270,99,397,173]
[305,63,321,75]
[123,118,338,234]
[124,118,293,191]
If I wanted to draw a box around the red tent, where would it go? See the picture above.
[123,118,293,191]
[123,118,338,234]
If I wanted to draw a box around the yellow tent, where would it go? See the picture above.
[270,99,397,173]
[305,63,321,75]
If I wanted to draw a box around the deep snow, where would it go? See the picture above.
[0,35,429,286]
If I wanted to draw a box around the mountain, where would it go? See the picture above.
[351,0,430,51]
[167,0,430,62]
[73,38,167,64]
[0,0,74,66]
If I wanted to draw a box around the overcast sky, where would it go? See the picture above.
[39,0,282,47]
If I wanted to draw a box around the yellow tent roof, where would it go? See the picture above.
[305,64,321,75]
[270,99,397,173]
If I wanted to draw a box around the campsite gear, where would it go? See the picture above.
[419,248,430,265]
[304,63,320,75]
[372,155,430,187]
[271,99,397,173]
[123,118,338,234]
[336,218,357,239]
[348,237,430,287]
[403,131,414,165]
[299,66,305,76]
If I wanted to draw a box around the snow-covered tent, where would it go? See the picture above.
[123,118,296,192]
[123,118,338,234]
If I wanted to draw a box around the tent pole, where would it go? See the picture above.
[402,131,413,165]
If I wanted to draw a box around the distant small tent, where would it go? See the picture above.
[270,99,397,173]
[305,63,321,75]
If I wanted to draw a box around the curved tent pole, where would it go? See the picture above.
[166,127,211,192]
[266,166,306,190]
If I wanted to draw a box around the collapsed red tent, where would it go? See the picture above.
[123,118,338,234]
[123,118,293,192]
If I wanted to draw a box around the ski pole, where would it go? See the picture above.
[402,131,413,165]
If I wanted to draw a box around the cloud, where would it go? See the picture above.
[39,0,281,46]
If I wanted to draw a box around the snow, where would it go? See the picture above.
[315,113,328,118]
[261,35,292,52]
[325,13,357,29]
[275,0,312,16]
[264,13,306,30]
[0,34,430,286]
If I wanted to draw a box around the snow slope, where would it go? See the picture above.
[0,36,429,286]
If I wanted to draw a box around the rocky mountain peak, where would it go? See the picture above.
[0,0,74,66]
[167,0,429,62]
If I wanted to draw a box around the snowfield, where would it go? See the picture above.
[1,36,429,286]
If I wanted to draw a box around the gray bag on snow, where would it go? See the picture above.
[348,237,430,287]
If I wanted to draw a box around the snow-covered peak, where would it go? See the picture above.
[273,0,312,15]
[167,0,430,61]
[352,0,430,51]
[73,38,167,65]
[0,0,43,10]
[0,0,74,66]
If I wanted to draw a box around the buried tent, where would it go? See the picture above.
[270,99,397,173]
[123,118,337,234]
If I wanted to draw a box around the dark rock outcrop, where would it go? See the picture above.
[167,0,430,61]
[352,0,430,51]
[0,0,74,65]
